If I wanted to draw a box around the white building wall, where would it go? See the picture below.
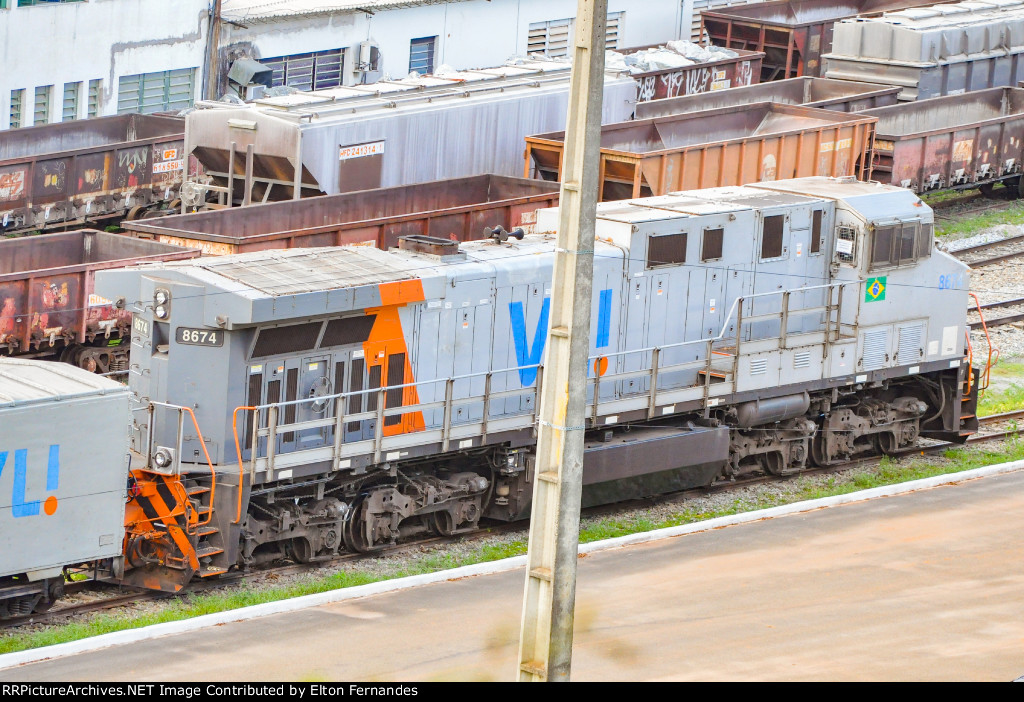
[221,0,687,89]
[0,0,208,129]
[0,0,707,131]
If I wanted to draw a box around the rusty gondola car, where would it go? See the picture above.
[120,175,560,254]
[0,230,198,371]
[863,87,1024,194]
[0,114,185,235]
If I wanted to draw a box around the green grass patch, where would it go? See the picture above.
[3,439,1023,655]
[978,361,1024,416]
[921,189,973,206]
[933,200,1024,239]
[979,384,1024,416]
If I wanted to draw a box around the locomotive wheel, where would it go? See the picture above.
[810,431,840,467]
[875,432,898,455]
[761,451,791,477]
[429,510,456,537]
[342,497,372,554]
[287,537,314,564]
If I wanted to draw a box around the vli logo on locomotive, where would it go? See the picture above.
[0,444,60,518]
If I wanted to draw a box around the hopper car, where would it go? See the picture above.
[824,1,1024,102]
[699,0,964,81]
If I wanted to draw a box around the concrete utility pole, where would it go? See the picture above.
[517,0,607,683]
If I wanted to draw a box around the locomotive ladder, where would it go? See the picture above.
[124,402,229,590]
[961,293,997,436]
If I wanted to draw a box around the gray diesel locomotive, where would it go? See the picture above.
[93,176,978,591]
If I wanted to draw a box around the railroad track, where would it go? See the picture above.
[930,189,1018,220]
[6,409,1024,630]
[948,233,1024,267]
[969,296,1024,330]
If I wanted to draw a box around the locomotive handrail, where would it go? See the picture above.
[241,279,862,473]
[143,400,217,527]
[231,406,256,524]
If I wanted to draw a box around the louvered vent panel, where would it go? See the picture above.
[750,358,768,375]
[251,322,322,358]
[862,328,889,371]
[794,350,811,369]
[897,323,923,365]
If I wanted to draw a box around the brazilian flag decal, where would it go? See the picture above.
[865,276,887,302]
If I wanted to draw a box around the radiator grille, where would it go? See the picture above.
[794,350,811,369]
[897,324,923,365]
[252,322,322,358]
[862,328,889,371]
[750,358,768,376]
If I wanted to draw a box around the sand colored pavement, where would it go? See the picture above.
[7,469,1024,681]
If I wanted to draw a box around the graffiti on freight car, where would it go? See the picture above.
[29,279,76,342]
[684,67,712,96]
[662,71,686,99]
[115,147,148,189]
[81,169,103,187]
[0,168,26,202]
[761,154,777,181]
[120,149,147,172]
[35,161,68,196]
[952,140,973,163]
[735,61,753,88]
[74,153,108,195]
[637,76,657,102]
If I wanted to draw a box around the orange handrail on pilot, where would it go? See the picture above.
[968,292,995,394]
[180,406,216,527]
[964,329,974,397]
[232,406,256,525]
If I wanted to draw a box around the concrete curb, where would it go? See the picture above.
[3,458,1022,670]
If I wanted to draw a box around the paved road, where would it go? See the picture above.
[9,470,1024,681]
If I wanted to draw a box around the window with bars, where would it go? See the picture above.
[34,85,51,125]
[869,221,929,270]
[9,89,24,129]
[87,79,101,118]
[647,232,687,268]
[527,12,623,58]
[262,49,345,91]
[117,68,196,114]
[409,36,436,75]
[62,81,81,122]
